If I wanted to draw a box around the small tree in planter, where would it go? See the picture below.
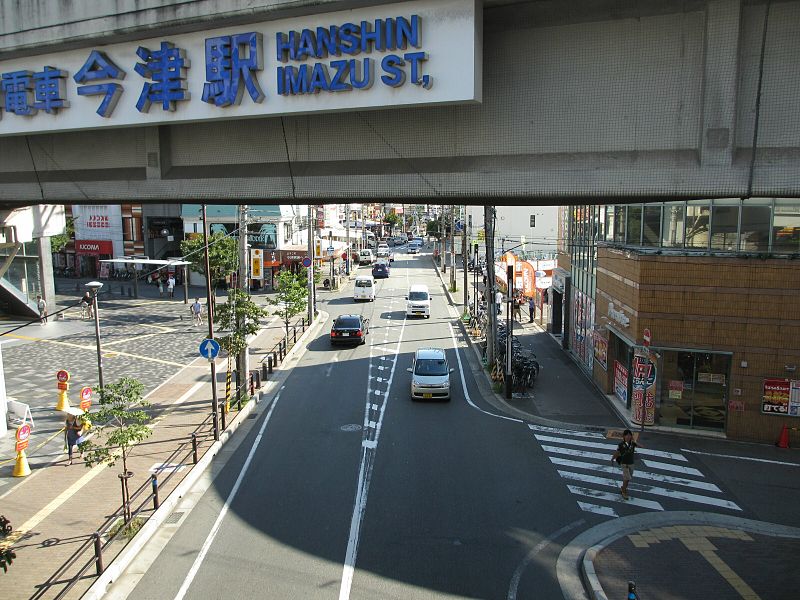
[266,270,308,340]
[81,377,150,523]
[214,289,269,405]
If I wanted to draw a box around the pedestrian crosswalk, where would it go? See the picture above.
[529,424,742,518]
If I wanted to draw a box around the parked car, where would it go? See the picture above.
[408,347,453,400]
[330,314,370,346]
[372,263,390,278]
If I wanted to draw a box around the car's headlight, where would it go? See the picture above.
[442,380,450,387]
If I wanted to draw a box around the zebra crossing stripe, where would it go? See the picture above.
[556,470,742,511]
[527,424,606,439]
[567,485,664,511]
[532,434,687,462]
[640,459,703,477]
[549,457,720,492]
[576,501,619,517]
[541,444,620,462]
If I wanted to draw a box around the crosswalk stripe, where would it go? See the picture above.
[541,444,620,462]
[527,424,606,439]
[567,485,664,511]
[641,459,703,477]
[576,501,618,517]
[532,434,687,461]
[549,457,719,491]
[556,470,741,511]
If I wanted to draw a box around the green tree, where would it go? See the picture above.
[426,219,442,240]
[214,289,269,356]
[81,377,151,522]
[266,270,308,339]
[180,233,238,289]
[50,217,75,253]
[384,212,401,233]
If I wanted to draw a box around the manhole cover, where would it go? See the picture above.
[164,511,184,525]
[340,424,362,432]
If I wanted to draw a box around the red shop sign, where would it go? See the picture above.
[75,240,114,255]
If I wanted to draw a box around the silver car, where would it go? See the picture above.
[408,348,453,401]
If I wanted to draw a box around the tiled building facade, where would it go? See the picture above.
[557,200,800,443]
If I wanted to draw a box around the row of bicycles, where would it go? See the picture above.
[465,303,540,393]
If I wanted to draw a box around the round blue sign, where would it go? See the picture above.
[302,256,312,268]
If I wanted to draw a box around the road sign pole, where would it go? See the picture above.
[202,204,220,442]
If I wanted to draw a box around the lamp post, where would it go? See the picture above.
[505,264,513,399]
[85,281,105,391]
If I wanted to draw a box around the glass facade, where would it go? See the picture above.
[658,350,730,431]
[0,239,44,301]
[567,205,601,372]
[600,198,800,254]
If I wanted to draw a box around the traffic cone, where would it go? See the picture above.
[55,390,70,412]
[776,424,790,449]
[13,450,31,477]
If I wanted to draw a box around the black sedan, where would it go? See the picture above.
[330,314,370,346]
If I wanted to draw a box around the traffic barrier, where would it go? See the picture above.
[13,450,31,477]
[776,424,794,449]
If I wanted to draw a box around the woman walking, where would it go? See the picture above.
[65,414,83,465]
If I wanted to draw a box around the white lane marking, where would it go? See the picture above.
[448,322,522,423]
[528,424,606,439]
[576,501,619,518]
[567,484,664,511]
[549,457,721,492]
[541,444,616,462]
[680,448,800,467]
[371,404,378,411]
[640,459,704,477]
[325,355,340,377]
[339,297,408,600]
[556,470,742,511]
[374,390,381,396]
[506,520,584,600]
[532,434,687,462]
[173,391,283,600]
[367,421,377,429]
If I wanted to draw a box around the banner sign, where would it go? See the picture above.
[762,378,800,416]
[613,361,628,404]
[630,355,656,426]
[0,0,480,137]
[593,332,608,371]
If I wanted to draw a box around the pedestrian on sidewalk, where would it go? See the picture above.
[158,276,164,298]
[495,289,503,315]
[81,291,94,319]
[513,294,522,321]
[528,295,535,323]
[64,414,83,465]
[191,297,203,326]
[36,295,47,325]
[611,429,639,500]
[167,274,176,299]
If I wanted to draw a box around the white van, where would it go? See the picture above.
[405,284,431,318]
[358,249,374,265]
[354,275,376,302]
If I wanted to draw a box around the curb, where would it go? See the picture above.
[555,511,800,600]
[83,311,327,600]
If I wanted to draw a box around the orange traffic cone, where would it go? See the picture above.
[776,424,790,449]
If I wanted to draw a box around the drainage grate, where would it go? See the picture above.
[164,511,184,525]
[248,413,258,419]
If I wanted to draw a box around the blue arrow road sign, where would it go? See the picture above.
[199,338,220,360]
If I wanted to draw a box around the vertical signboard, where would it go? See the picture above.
[251,249,263,280]
[631,355,656,426]
[614,361,628,404]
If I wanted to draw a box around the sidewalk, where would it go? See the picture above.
[0,294,318,600]
[431,256,800,600]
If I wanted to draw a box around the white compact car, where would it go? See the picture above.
[405,284,431,318]
[353,275,376,301]
[408,347,453,401]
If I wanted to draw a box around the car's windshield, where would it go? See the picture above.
[414,358,448,376]
[409,291,428,301]
[355,280,372,287]
[336,318,361,329]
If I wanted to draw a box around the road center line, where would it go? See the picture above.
[173,391,282,600]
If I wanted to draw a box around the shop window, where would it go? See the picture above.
[661,203,685,248]
[685,202,710,249]
[613,206,626,243]
[642,204,662,247]
[739,202,771,252]
[625,205,642,245]
[772,199,800,254]
[604,205,615,242]
[710,203,739,251]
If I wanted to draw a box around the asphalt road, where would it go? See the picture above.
[117,250,797,600]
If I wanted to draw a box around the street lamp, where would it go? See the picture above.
[85,281,104,390]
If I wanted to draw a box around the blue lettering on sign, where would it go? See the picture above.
[202,32,265,107]
[33,66,70,114]
[74,51,126,118]
[1,70,37,116]
[134,41,191,113]
[275,14,430,96]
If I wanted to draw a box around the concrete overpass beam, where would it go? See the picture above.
[701,0,742,167]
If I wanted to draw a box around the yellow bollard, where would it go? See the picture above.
[55,389,70,411]
[13,450,31,477]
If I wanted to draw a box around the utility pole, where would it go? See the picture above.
[449,205,456,291]
[202,204,220,441]
[485,205,497,372]
[442,209,447,274]
[237,204,250,412]
[345,203,351,275]
[462,205,468,311]
[307,204,314,321]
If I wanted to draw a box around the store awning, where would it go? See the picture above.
[100,258,191,267]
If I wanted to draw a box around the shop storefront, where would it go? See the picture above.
[75,240,114,278]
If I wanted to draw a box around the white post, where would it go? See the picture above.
[0,344,7,438]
